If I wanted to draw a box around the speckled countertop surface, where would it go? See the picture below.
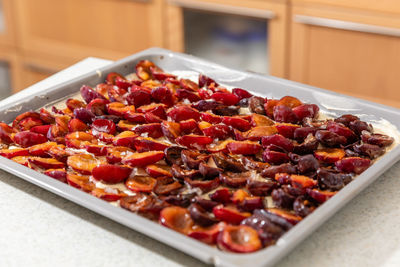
[1,58,400,267]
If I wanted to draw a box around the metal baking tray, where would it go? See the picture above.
[1,48,400,267]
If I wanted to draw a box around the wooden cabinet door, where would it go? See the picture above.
[0,0,15,47]
[289,4,400,108]
[14,0,164,62]
[165,0,289,78]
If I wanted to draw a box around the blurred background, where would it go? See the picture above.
[1,0,400,107]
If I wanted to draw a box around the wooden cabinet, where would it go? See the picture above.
[0,0,15,47]
[14,0,164,62]
[289,1,400,107]
[165,0,289,78]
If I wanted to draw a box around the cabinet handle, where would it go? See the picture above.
[168,0,275,19]
[24,63,59,75]
[294,15,400,37]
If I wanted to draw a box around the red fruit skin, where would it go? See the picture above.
[30,125,52,136]
[222,117,251,132]
[209,188,231,204]
[0,148,29,159]
[202,124,231,139]
[68,119,89,132]
[307,188,336,203]
[211,92,239,106]
[126,86,152,107]
[188,222,226,245]
[232,88,253,100]
[167,106,201,122]
[217,225,261,253]
[133,138,170,152]
[151,87,174,107]
[91,119,116,135]
[0,122,15,143]
[226,141,261,155]
[86,98,109,116]
[176,89,201,102]
[44,169,67,183]
[263,150,290,165]
[92,164,132,184]
[327,121,356,140]
[80,85,106,103]
[133,123,163,139]
[124,112,146,123]
[275,123,300,139]
[176,135,213,148]
[85,145,108,156]
[122,151,165,167]
[262,134,294,152]
[335,157,371,174]
[179,119,201,135]
[201,112,222,124]
[292,104,319,120]
[213,205,250,225]
[14,131,48,148]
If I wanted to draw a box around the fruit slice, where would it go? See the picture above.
[122,151,165,167]
[226,140,261,155]
[145,164,172,178]
[92,164,132,184]
[132,137,170,152]
[91,187,128,202]
[222,116,251,132]
[44,168,67,183]
[120,193,164,220]
[65,131,97,149]
[113,131,137,148]
[0,148,29,159]
[265,208,302,225]
[314,148,346,163]
[335,157,371,174]
[66,173,95,192]
[244,126,277,141]
[153,176,182,195]
[159,206,194,234]
[28,157,65,169]
[14,131,47,148]
[213,205,251,225]
[67,154,102,174]
[0,122,15,143]
[307,188,337,203]
[125,175,157,193]
[107,102,135,117]
[188,222,225,245]
[176,135,213,149]
[28,142,57,157]
[133,123,163,139]
[217,225,262,253]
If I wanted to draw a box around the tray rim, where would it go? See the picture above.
[1,47,400,267]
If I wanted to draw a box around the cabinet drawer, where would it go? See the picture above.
[290,5,400,108]
[0,0,15,46]
[14,0,163,61]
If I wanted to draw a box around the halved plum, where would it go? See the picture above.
[160,206,194,234]
[91,187,128,202]
[217,225,262,253]
[14,131,47,148]
[66,173,95,192]
[28,157,65,169]
[226,141,261,155]
[335,157,371,174]
[92,164,132,184]
[122,151,164,167]
[125,175,157,193]
[314,148,346,163]
[213,205,251,225]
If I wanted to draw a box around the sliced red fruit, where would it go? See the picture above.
[222,116,251,132]
[44,168,67,183]
[133,123,163,139]
[151,86,174,107]
[180,78,199,91]
[176,89,200,102]
[314,148,346,163]
[307,188,337,203]
[335,157,371,174]
[167,106,201,122]
[209,188,232,204]
[161,121,181,141]
[207,140,232,153]
[153,176,182,195]
[85,144,108,156]
[122,151,165,167]
[217,225,261,253]
[116,120,136,131]
[179,119,201,135]
[106,146,134,164]
[238,197,265,212]
[91,119,116,135]
[145,164,172,178]
[211,92,239,106]
[65,131,97,149]
[202,124,231,139]
[28,157,65,169]
[133,137,170,152]
[91,187,128,202]
[262,150,289,165]
[160,206,194,234]
[232,88,252,99]
[292,104,319,120]
[213,205,251,225]
[12,111,41,129]
[120,193,165,220]
[176,135,213,149]
[261,134,293,152]
[277,96,302,108]
[125,175,157,193]
[290,174,317,189]
[265,208,302,225]
[39,108,55,124]
[201,112,222,124]
[66,98,86,111]
[11,156,31,167]
[124,111,146,124]
[67,154,103,174]
[231,189,250,204]
[243,126,277,141]
[66,173,95,192]
[126,86,152,107]
[68,118,89,132]
[136,60,155,81]
[28,142,57,157]
[251,113,274,127]
[219,172,249,187]
[13,131,47,148]
[112,131,137,148]
[80,85,106,103]
[30,124,52,136]
[184,177,220,193]
[107,102,135,117]
[47,145,68,163]
[275,123,301,139]
[92,164,132,184]
[188,222,226,245]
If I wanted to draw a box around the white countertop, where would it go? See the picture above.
[1,58,400,267]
